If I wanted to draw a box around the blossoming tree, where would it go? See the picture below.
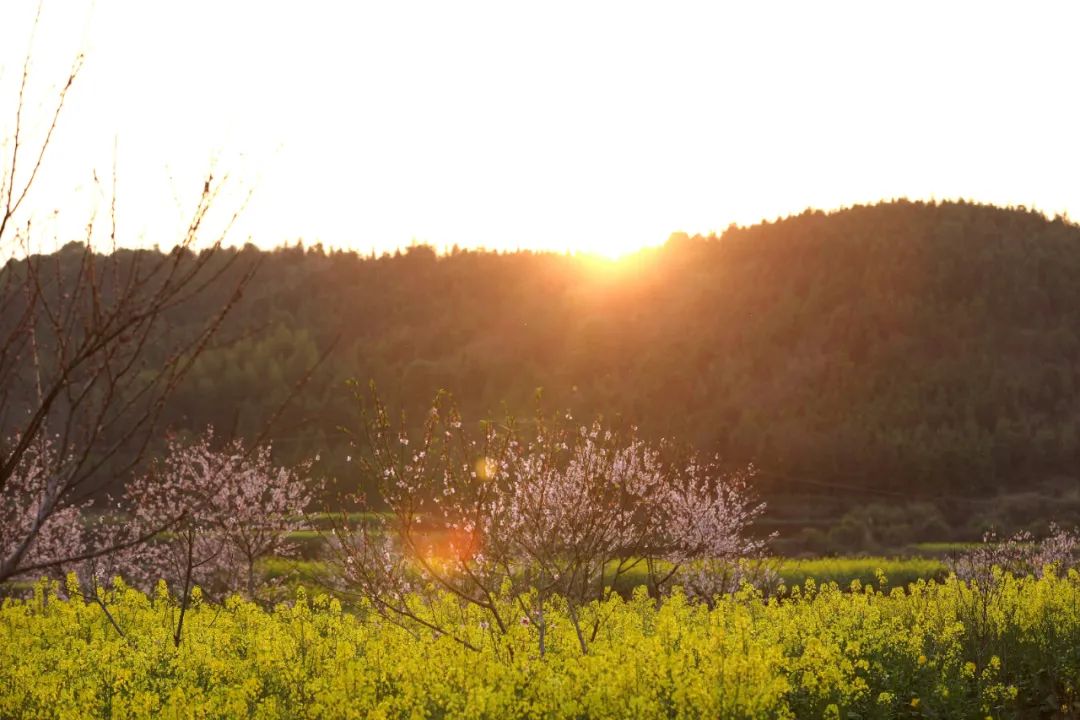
[119,431,314,593]
[330,388,768,656]
[0,437,88,581]
[103,429,315,644]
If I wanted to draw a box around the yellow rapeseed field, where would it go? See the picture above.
[2,571,1078,718]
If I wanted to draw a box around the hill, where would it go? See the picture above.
[8,199,1080,548]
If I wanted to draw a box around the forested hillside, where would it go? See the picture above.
[8,199,1080,544]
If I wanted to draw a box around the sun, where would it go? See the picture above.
[575,237,661,261]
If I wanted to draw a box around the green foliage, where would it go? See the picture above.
[152,202,1080,527]
[4,572,1080,718]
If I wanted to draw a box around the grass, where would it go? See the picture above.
[260,554,950,596]
[608,556,948,595]
[909,541,984,555]
[260,557,329,577]
[306,511,386,526]
[777,556,947,590]
[2,553,954,604]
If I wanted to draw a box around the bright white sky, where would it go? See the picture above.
[1,1,1078,257]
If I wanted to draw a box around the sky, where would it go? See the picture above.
[1,1,1078,258]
